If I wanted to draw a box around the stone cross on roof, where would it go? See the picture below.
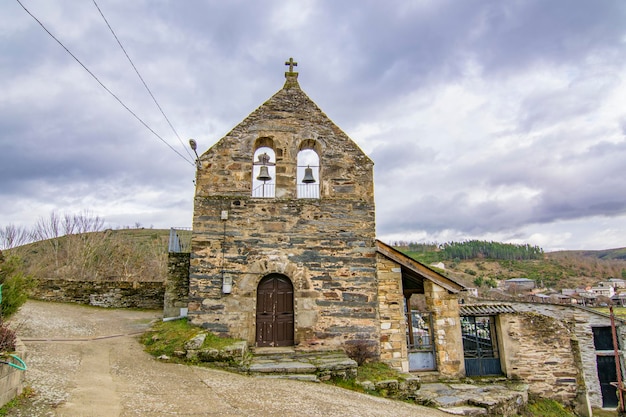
[285,57,298,73]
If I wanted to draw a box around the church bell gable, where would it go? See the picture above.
[188,59,378,352]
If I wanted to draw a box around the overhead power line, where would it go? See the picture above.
[91,0,195,162]
[16,0,195,167]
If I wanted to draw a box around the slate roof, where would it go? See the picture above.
[375,240,466,293]
[459,304,517,316]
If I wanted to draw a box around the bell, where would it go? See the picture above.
[302,166,316,184]
[257,152,271,165]
[257,165,272,181]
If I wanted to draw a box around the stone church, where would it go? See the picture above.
[166,59,626,412]
[186,59,466,374]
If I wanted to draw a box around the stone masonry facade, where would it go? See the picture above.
[164,252,190,318]
[29,278,165,309]
[424,280,464,377]
[188,70,379,352]
[498,312,580,405]
[376,254,408,371]
[511,302,626,410]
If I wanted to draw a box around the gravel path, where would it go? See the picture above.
[8,300,448,417]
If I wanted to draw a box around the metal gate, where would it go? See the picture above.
[407,310,436,371]
[461,315,502,376]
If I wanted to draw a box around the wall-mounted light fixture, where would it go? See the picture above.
[189,139,200,168]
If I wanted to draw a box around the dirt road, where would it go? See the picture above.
[8,300,448,416]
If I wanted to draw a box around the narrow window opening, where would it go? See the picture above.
[252,147,275,198]
[297,149,319,199]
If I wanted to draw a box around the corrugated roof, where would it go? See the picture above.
[460,304,517,316]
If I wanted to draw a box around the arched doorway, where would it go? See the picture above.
[256,274,294,347]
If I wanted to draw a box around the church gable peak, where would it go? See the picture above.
[197,59,373,200]
[283,57,299,89]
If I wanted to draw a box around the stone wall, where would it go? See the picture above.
[189,196,378,349]
[498,312,580,405]
[29,279,165,309]
[424,280,464,377]
[509,302,625,410]
[376,255,408,372]
[164,252,190,317]
[0,340,27,408]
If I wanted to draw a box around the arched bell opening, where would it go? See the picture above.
[297,146,320,199]
[255,274,294,347]
[252,145,276,198]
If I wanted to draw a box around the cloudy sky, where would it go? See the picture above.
[2,0,626,251]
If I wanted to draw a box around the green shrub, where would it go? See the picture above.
[485,278,498,288]
[0,254,33,318]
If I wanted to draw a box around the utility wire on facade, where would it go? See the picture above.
[15,0,195,167]
[92,0,195,162]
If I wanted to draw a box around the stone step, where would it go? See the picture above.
[249,360,317,374]
[246,349,357,380]
[438,406,487,416]
[415,382,528,417]
[254,374,320,382]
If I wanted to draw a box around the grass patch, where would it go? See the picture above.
[356,361,404,382]
[202,331,241,350]
[524,399,575,417]
[0,386,35,416]
[594,306,626,320]
[330,377,369,393]
[140,318,241,361]
[141,318,200,357]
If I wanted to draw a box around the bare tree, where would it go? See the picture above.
[0,224,33,250]
[32,212,63,269]
[71,210,105,234]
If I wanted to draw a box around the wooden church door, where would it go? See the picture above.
[256,274,294,347]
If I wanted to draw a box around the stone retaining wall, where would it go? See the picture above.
[29,279,165,309]
[0,340,27,408]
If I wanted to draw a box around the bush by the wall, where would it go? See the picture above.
[0,252,32,318]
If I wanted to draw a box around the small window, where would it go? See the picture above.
[297,149,319,199]
[252,147,275,198]
[593,326,617,351]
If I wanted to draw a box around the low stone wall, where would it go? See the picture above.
[163,253,190,317]
[510,302,625,411]
[0,340,27,408]
[498,312,580,405]
[29,279,165,309]
[357,377,421,400]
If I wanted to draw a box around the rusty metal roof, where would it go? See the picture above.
[459,304,517,316]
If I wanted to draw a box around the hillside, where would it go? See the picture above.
[397,245,626,293]
[7,231,626,293]
[7,228,171,282]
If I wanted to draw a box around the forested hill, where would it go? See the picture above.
[394,240,626,291]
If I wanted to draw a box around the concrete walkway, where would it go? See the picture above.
[9,300,450,416]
